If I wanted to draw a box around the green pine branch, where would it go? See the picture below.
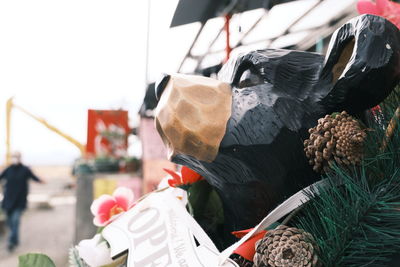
[69,247,89,267]
[292,85,400,266]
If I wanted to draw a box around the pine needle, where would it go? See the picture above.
[292,85,400,266]
[68,247,88,267]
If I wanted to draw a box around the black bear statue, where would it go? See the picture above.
[155,15,400,247]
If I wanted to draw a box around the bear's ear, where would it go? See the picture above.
[318,14,400,114]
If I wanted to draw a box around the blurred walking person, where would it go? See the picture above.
[0,152,44,252]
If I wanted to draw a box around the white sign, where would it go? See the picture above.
[102,189,238,267]
[103,179,332,267]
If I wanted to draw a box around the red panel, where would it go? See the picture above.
[86,110,130,157]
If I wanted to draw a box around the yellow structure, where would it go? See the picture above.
[5,97,86,165]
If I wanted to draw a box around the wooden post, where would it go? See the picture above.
[74,165,96,243]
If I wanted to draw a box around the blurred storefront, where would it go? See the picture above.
[139,83,176,193]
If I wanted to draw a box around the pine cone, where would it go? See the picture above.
[304,111,367,173]
[253,225,319,267]
[231,254,254,267]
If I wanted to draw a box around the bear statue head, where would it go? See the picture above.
[155,15,400,247]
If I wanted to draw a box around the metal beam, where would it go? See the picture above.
[184,0,323,71]
[188,26,314,58]
[234,11,268,48]
[268,0,323,48]
[295,10,358,51]
[178,22,205,72]
[195,8,269,70]
[194,24,226,71]
[177,0,357,73]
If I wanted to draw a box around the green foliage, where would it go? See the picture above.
[69,247,88,267]
[188,180,224,229]
[188,179,225,249]
[292,85,400,266]
[18,253,56,267]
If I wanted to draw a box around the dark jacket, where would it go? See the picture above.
[0,164,41,212]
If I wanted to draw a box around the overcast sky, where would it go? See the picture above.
[0,0,357,166]
[0,0,193,166]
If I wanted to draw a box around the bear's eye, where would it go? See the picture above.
[238,69,263,88]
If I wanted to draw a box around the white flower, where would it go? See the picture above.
[75,234,114,267]
[158,176,188,206]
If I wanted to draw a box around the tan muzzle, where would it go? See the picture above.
[155,74,232,162]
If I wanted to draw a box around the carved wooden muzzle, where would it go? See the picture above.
[155,74,232,162]
[153,15,400,249]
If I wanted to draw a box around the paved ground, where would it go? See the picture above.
[0,166,76,267]
[0,203,75,267]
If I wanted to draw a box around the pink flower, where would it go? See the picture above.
[357,0,400,28]
[90,187,135,227]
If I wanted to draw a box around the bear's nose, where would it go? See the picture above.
[155,74,232,162]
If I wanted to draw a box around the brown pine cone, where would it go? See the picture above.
[304,111,367,173]
[253,225,319,267]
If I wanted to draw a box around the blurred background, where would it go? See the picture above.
[0,0,368,266]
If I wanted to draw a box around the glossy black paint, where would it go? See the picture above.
[162,15,400,247]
